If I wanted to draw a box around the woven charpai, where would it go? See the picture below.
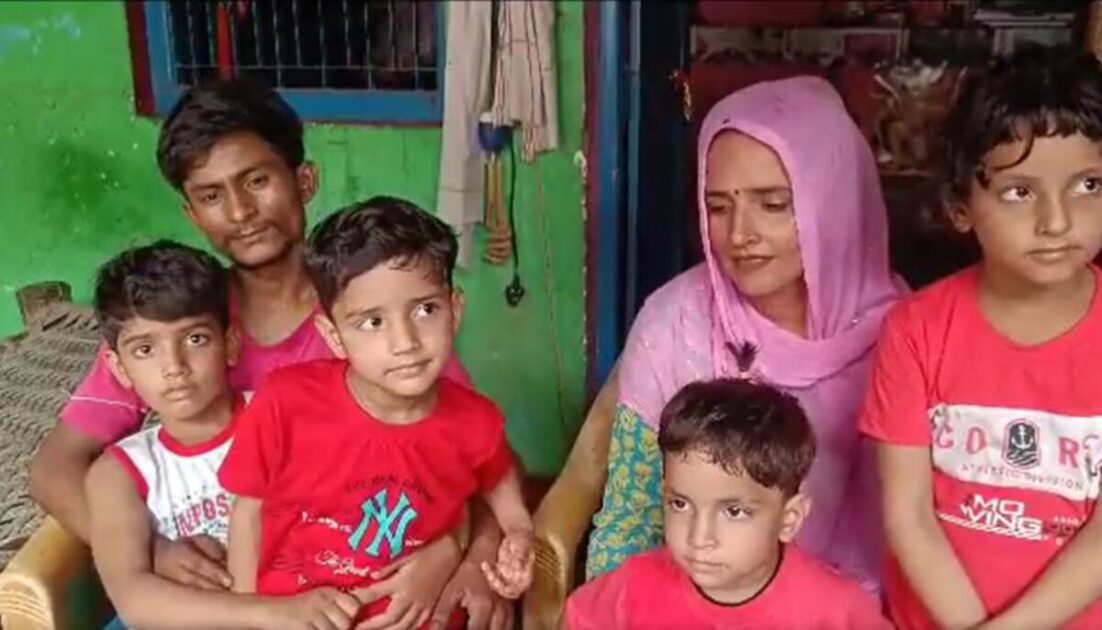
[0,306,99,568]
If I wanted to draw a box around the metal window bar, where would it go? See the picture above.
[166,1,182,83]
[389,2,398,72]
[412,1,419,89]
[227,3,240,77]
[166,0,437,93]
[272,0,282,86]
[291,0,302,68]
[343,0,352,67]
[368,0,376,88]
[317,0,326,88]
[251,0,262,70]
[182,1,197,82]
[203,1,217,80]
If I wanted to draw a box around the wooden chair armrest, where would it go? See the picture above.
[524,473,603,630]
[0,517,106,630]
[523,366,619,629]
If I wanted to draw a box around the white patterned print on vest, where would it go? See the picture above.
[109,422,236,545]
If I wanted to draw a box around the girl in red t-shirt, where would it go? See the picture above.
[862,47,1102,630]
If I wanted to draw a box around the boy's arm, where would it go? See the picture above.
[32,345,148,541]
[29,423,103,542]
[227,496,263,593]
[980,503,1102,628]
[427,423,519,628]
[32,350,230,590]
[86,455,326,629]
[879,443,987,629]
[34,424,233,589]
[479,467,534,600]
[480,467,532,537]
[427,498,511,629]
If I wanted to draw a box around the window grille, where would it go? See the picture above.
[136,0,443,123]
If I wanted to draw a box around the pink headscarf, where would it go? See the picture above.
[617,76,902,587]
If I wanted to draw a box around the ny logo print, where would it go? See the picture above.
[348,489,418,559]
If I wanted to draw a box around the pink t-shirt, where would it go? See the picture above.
[62,305,471,444]
[861,266,1102,629]
[564,546,889,630]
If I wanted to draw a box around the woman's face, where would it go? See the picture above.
[704,132,804,304]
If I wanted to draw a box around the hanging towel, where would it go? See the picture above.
[436,2,493,265]
[435,1,559,264]
[490,0,559,162]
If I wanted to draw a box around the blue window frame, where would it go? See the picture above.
[140,1,444,124]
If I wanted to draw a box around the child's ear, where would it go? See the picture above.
[104,350,134,390]
[314,314,347,358]
[948,202,973,234]
[224,326,241,367]
[450,288,465,334]
[297,162,319,205]
[777,492,811,544]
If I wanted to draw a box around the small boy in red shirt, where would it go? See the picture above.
[566,377,889,629]
[219,196,533,628]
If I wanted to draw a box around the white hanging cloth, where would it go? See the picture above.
[435,1,559,265]
[436,2,493,266]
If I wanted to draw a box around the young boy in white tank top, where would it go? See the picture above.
[85,241,365,629]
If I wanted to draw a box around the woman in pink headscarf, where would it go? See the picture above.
[585,76,903,589]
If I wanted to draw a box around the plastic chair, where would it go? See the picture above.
[523,369,617,630]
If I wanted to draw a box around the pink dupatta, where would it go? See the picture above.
[617,76,902,587]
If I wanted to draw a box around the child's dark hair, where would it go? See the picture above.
[305,196,458,313]
[94,240,229,350]
[157,76,304,191]
[937,45,1102,217]
[658,378,815,496]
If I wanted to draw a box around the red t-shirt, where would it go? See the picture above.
[861,266,1102,629]
[218,360,512,623]
[564,546,889,630]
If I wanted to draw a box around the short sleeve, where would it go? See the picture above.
[59,344,146,444]
[104,445,149,501]
[859,303,933,446]
[218,382,285,499]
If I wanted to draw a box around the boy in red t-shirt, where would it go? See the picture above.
[219,196,533,627]
[566,377,889,630]
[862,47,1102,629]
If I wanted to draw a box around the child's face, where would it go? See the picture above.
[316,257,462,406]
[182,131,317,270]
[663,450,809,604]
[954,133,1102,288]
[106,314,235,423]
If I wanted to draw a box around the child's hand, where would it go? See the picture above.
[152,534,233,590]
[264,587,362,630]
[480,528,534,599]
[352,534,462,630]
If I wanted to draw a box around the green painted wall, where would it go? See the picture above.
[0,1,585,476]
